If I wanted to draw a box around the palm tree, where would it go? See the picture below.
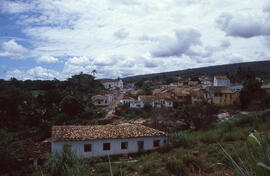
[91,69,97,76]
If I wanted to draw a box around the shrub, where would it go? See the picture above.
[169,131,195,148]
[37,147,91,176]
[142,160,156,173]
[199,130,222,144]
[95,162,110,173]
[223,128,247,142]
[122,111,137,120]
[166,159,185,175]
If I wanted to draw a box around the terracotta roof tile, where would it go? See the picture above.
[139,95,156,103]
[52,124,168,142]
[215,76,229,80]
[207,86,233,93]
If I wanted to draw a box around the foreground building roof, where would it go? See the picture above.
[52,124,168,142]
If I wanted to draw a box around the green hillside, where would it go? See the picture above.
[123,60,270,82]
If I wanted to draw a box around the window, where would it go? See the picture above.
[153,140,160,147]
[103,143,110,151]
[121,142,128,149]
[63,144,72,151]
[84,144,92,152]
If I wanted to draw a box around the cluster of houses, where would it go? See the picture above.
[120,76,241,108]
[31,75,270,164]
[91,79,123,107]
[90,76,243,108]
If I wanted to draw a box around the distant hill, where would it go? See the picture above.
[123,60,270,82]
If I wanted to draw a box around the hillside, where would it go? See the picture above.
[123,60,270,82]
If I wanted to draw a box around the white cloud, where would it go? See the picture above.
[36,55,59,63]
[216,12,270,38]
[114,28,129,39]
[1,0,270,79]
[0,39,28,58]
[151,29,202,58]
[0,0,34,13]
[6,66,59,80]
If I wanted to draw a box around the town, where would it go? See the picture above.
[1,64,270,175]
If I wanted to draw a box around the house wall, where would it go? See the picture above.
[130,102,144,108]
[120,99,133,104]
[92,95,112,106]
[191,96,204,104]
[102,80,123,90]
[212,92,240,106]
[164,100,173,107]
[52,136,168,158]
[214,78,230,87]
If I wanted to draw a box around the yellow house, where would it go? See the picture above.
[206,86,240,106]
[190,88,206,104]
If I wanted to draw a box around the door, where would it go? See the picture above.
[137,141,144,152]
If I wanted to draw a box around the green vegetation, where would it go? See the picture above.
[0,73,105,175]
[27,108,270,175]
[220,131,270,176]
[31,147,91,176]
[91,109,270,175]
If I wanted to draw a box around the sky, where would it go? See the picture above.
[0,0,270,80]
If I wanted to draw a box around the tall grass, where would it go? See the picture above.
[169,131,195,148]
[31,147,91,176]
[220,131,270,176]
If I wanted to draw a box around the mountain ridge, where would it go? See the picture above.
[122,60,270,82]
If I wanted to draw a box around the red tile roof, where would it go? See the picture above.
[215,76,229,80]
[52,124,168,142]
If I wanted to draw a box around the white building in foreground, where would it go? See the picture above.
[52,124,168,158]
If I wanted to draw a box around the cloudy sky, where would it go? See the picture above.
[0,0,270,80]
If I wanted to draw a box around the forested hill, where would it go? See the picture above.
[123,60,270,82]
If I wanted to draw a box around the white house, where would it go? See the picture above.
[51,124,168,158]
[91,90,113,106]
[159,98,173,108]
[138,95,156,107]
[120,96,135,105]
[230,85,243,92]
[200,80,213,89]
[130,100,144,108]
[213,76,230,87]
[101,79,123,90]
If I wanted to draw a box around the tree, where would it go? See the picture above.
[91,69,97,76]
[135,80,144,89]
[60,96,83,117]
[235,67,266,109]
[173,103,218,130]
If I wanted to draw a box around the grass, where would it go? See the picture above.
[89,108,270,175]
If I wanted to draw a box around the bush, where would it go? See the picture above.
[166,159,185,175]
[169,131,195,148]
[142,160,156,173]
[199,130,222,144]
[35,147,91,176]
[122,111,137,120]
[95,162,110,173]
